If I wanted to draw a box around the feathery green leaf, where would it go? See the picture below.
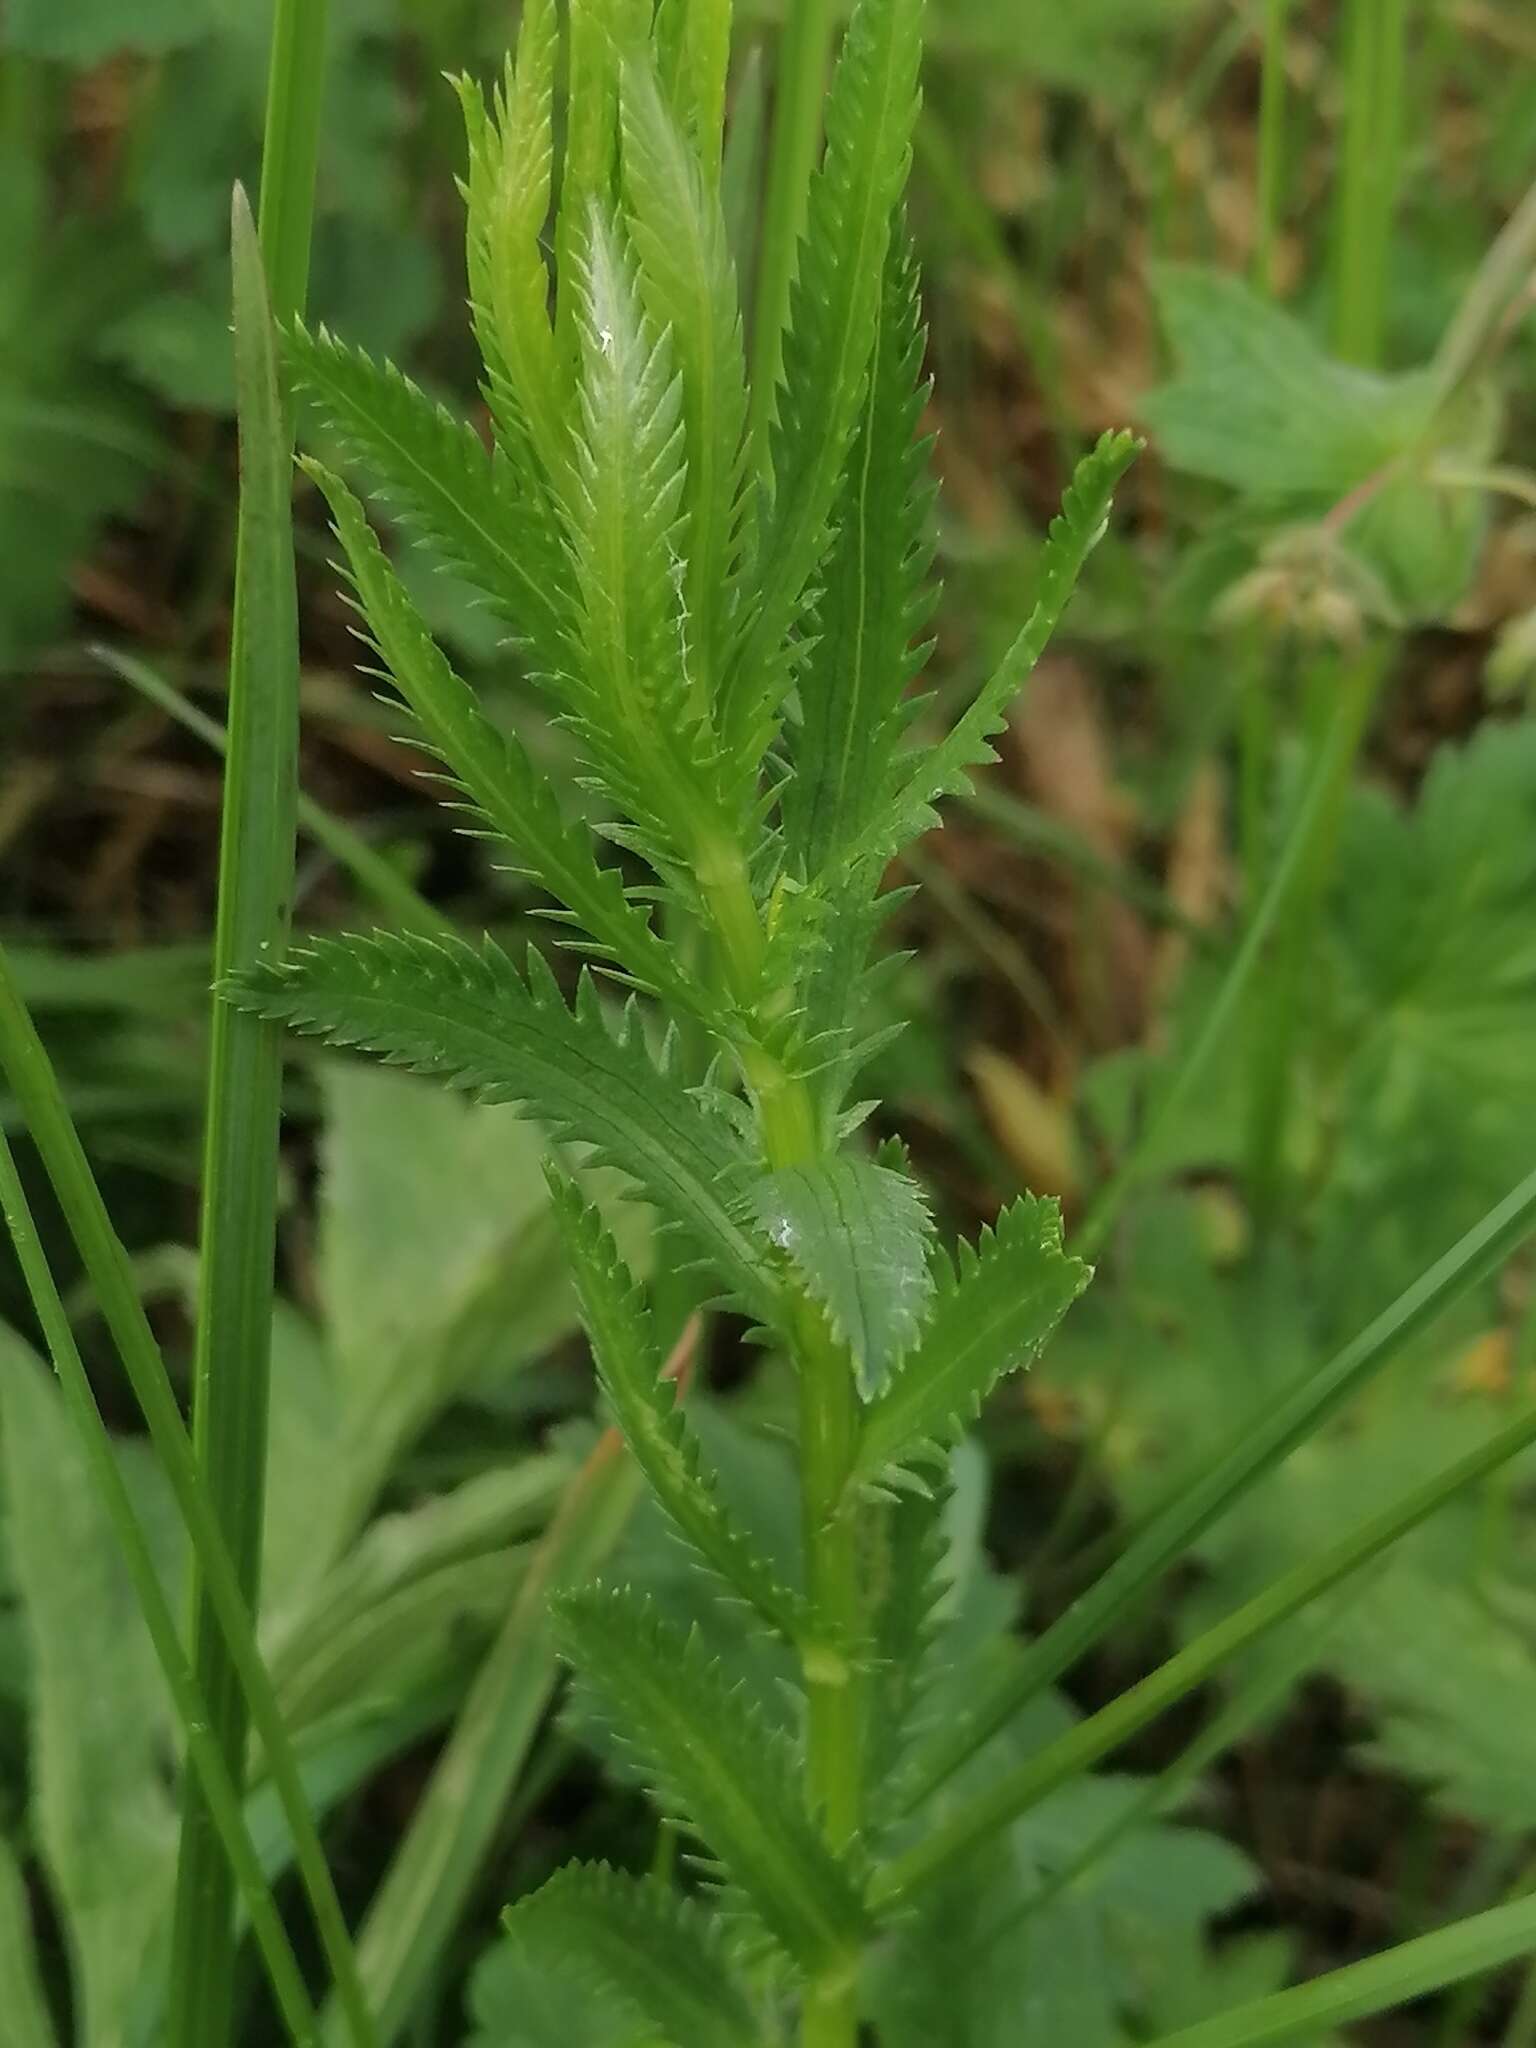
[844,429,1139,873]
[500,1863,762,2048]
[554,1586,871,1972]
[225,931,776,1319]
[621,59,749,695]
[854,1196,1089,1484]
[547,1165,812,1644]
[724,0,926,759]
[284,321,571,671]
[306,458,716,1020]
[740,1157,934,1399]
[781,224,936,877]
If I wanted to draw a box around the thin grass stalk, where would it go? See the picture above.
[319,1432,642,2047]
[747,0,837,456]
[1252,0,1293,293]
[171,1,329,2032]
[1332,0,1409,366]
[0,1131,320,2048]
[1142,1890,1536,2048]
[95,647,448,936]
[1075,679,1364,1259]
[877,1399,1536,1906]
[903,1160,1536,1808]
[0,944,376,2048]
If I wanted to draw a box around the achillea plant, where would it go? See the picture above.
[215,0,1536,2042]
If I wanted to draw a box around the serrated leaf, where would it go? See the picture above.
[782,224,936,877]
[844,430,1138,872]
[454,0,571,485]
[724,0,926,759]
[547,1166,812,1644]
[561,206,740,869]
[500,1864,761,2048]
[621,59,749,692]
[653,0,731,175]
[556,0,651,367]
[854,1196,1089,1482]
[741,1157,933,1398]
[864,1482,952,1815]
[225,930,776,1320]
[553,1588,870,1972]
[306,458,716,1021]
[284,321,571,672]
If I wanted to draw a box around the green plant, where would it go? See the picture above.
[205,1,1536,2042]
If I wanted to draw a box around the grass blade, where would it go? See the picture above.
[0,1133,318,2048]
[903,1162,1536,1806]
[322,1431,642,2045]
[1142,1891,1536,2048]
[0,943,374,2047]
[0,1832,60,2048]
[169,179,310,2048]
[876,1399,1536,1907]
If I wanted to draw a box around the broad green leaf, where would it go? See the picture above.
[554,1587,870,1972]
[468,1934,655,2048]
[227,931,777,1320]
[741,1157,934,1398]
[782,226,936,878]
[724,0,926,758]
[0,1833,58,2048]
[499,1864,761,2048]
[854,1196,1088,1483]
[454,0,570,484]
[621,60,749,692]
[284,322,571,671]
[562,206,739,872]
[308,459,715,1020]
[547,1166,812,1643]
[848,431,1138,871]
[1142,266,1436,496]
[0,1338,178,2048]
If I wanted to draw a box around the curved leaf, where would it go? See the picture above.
[854,1196,1088,1484]
[554,1586,870,1973]
[225,931,776,1320]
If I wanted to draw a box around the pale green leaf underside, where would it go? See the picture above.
[855,1196,1090,1482]
[742,1157,934,1398]
[554,1586,870,1972]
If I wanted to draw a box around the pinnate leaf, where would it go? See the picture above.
[547,1165,812,1644]
[845,430,1138,873]
[741,1157,934,1398]
[553,1586,871,1972]
[854,1196,1089,1483]
[284,321,571,671]
[499,1863,761,2048]
[225,930,776,1319]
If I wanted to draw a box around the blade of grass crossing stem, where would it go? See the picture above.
[747,0,837,456]
[0,1133,319,2048]
[0,953,375,2045]
[322,1433,643,2046]
[1075,681,1366,1258]
[876,1400,1536,1908]
[94,646,447,936]
[170,180,311,2048]
[904,1163,1536,1807]
[1142,1891,1536,2048]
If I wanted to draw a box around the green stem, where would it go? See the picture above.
[748,0,837,458]
[0,944,375,2045]
[171,5,330,2039]
[1332,0,1409,366]
[0,1133,320,2048]
[1252,0,1293,294]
